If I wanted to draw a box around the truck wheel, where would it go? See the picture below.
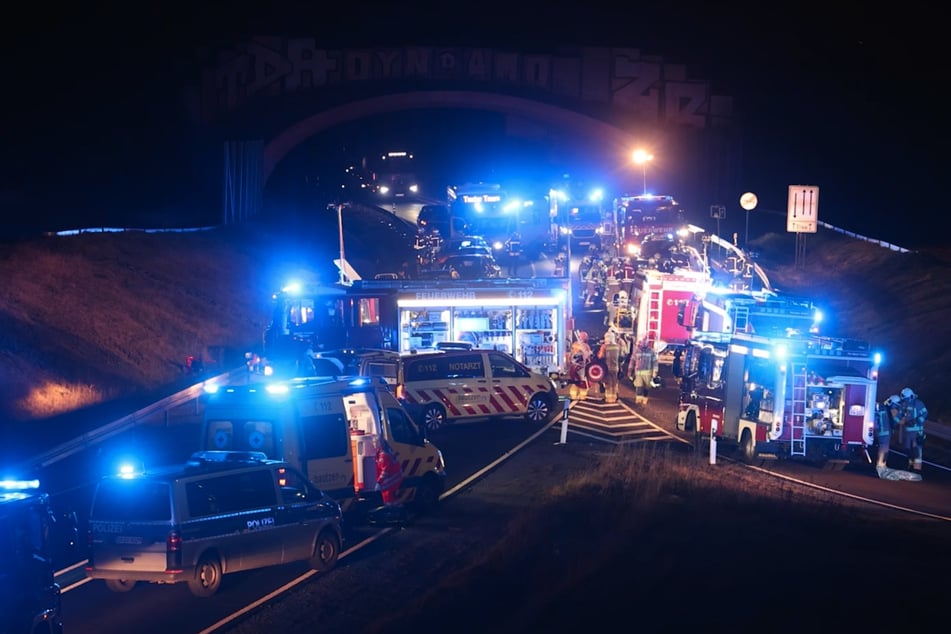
[105,578,136,593]
[188,554,223,597]
[525,394,553,423]
[740,429,757,464]
[422,403,447,432]
[684,410,697,433]
[308,529,340,572]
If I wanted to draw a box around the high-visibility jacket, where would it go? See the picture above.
[903,398,928,433]
[376,446,403,493]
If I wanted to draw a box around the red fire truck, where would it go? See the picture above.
[676,291,881,465]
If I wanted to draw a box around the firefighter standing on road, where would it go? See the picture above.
[899,387,928,472]
[874,394,901,473]
[629,339,658,406]
[597,330,621,403]
[568,332,593,399]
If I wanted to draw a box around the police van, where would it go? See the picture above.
[200,376,446,515]
[85,451,344,598]
[360,349,560,431]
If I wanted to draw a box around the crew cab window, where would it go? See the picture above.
[488,352,529,378]
[387,407,422,445]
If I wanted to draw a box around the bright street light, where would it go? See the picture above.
[631,149,654,195]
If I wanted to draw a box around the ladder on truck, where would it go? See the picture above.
[646,288,661,344]
[789,362,808,456]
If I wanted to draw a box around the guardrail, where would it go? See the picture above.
[21,367,249,473]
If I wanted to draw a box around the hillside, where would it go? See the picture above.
[0,218,947,427]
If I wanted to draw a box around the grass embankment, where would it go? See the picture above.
[368,443,950,634]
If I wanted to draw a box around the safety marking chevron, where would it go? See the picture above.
[564,398,685,445]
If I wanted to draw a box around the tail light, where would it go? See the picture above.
[166,530,183,573]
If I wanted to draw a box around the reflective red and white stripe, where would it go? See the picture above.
[402,382,548,418]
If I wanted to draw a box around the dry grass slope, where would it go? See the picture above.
[365,445,951,634]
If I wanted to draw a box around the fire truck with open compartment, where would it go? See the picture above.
[675,290,881,465]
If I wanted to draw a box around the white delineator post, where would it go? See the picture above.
[710,417,718,465]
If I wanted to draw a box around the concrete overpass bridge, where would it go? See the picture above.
[189,41,739,223]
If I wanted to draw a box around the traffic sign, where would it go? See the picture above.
[787,185,819,233]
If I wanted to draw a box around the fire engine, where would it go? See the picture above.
[676,290,881,465]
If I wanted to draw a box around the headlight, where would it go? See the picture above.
[379,185,390,195]
[409,184,419,193]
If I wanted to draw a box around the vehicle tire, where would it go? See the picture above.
[104,578,136,593]
[187,554,223,597]
[308,529,340,573]
[740,429,757,464]
[525,394,553,423]
[421,403,447,432]
[411,473,442,513]
[684,410,697,433]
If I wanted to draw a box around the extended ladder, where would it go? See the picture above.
[790,362,808,456]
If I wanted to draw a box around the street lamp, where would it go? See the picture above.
[631,149,653,195]
[739,192,758,250]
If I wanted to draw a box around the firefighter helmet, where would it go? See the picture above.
[900,387,916,400]
[886,394,901,406]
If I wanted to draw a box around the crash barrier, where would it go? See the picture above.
[817,221,911,254]
[51,226,217,237]
[19,367,249,473]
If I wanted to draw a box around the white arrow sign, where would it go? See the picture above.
[787,185,819,233]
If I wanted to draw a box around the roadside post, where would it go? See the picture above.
[710,418,718,465]
[556,395,570,445]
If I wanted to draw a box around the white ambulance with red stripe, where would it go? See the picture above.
[199,377,446,515]
[362,349,560,432]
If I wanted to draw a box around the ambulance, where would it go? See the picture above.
[200,377,446,514]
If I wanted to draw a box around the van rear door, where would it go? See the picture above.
[88,479,172,576]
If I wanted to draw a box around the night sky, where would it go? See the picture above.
[2,2,943,247]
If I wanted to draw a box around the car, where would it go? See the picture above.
[85,451,344,598]
[434,235,493,264]
[417,204,451,238]
[439,253,503,279]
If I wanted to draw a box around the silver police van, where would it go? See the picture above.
[85,451,344,597]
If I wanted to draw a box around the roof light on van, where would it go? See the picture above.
[0,478,40,491]
[203,381,220,394]
[348,377,368,387]
[118,464,139,479]
[265,383,290,395]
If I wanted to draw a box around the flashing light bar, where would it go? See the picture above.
[398,296,562,308]
[0,479,40,490]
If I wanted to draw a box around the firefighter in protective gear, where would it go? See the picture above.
[899,387,928,472]
[597,331,622,403]
[568,332,593,399]
[874,395,901,473]
[629,339,658,406]
[369,438,405,524]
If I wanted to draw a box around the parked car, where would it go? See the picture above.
[440,253,503,279]
[417,204,451,238]
[434,235,493,264]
